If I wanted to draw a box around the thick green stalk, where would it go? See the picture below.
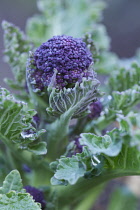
[46,109,74,161]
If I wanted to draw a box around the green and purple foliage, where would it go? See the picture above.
[0,0,140,210]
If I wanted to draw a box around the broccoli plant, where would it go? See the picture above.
[0,0,140,209]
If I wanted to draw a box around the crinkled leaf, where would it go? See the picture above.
[117,112,140,147]
[0,191,41,210]
[100,85,140,124]
[0,87,46,154]
[86,85,140,133]
[111,85,140,114]
[0,170,22,194]
[52,123,140,186]
[51,155,87,185]
[80,129,122,157]
[52,157,86,185]
[108,62,140,92]
[51,144,140,186]
[2,21,32,90]
[51,147,100,185]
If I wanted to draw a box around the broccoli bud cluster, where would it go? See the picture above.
[27,35,93,91]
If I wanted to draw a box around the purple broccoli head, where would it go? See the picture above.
[27,35,94,91]
[88,101,102,119]
[24,185,46,209]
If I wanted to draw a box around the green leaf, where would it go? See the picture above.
[51,155,87,185]
[108,186,138,210]
[85,85,140,133]
[117,112,140,147]
[51,146,100,185]
[51,144,140,186]
[28,142,47,155]
[2,21,32,90]
[0,170,41,209]
[80,129,122,157]
[0,191,41,210]
[51,124,140,186]
[108,62,140,92]
[0,170,22,194]
[0,87,46,154]
[111,85,140,114]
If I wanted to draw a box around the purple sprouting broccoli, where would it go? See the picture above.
[74,137,83,155]
[24,185,46,209]
[27,35,94,91]
[88,101,102,119]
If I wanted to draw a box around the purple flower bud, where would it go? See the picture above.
[33,114,40,127]
[27,35,94,91]
[88,101,102,119]
[67,136,83,157]
[22,164,31,173]
[24,185,46,209]
[74,137,83,155]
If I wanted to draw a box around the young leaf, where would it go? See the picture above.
[0,170,22,194]
[80,129,122,157]
[51,155,87,185]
